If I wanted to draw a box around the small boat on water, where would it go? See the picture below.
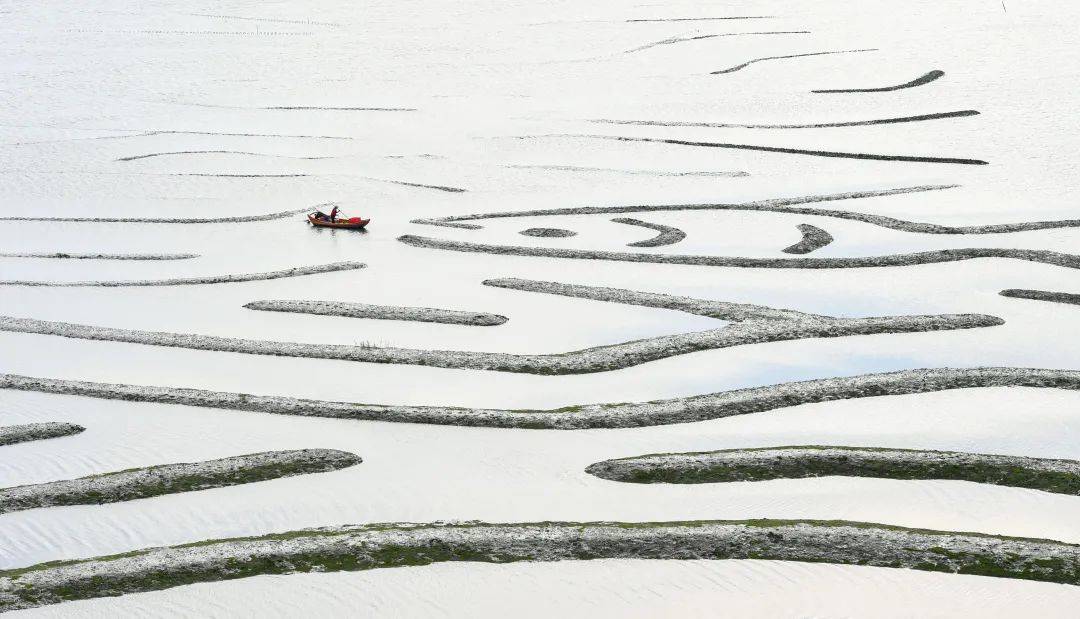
[308,212,370,229]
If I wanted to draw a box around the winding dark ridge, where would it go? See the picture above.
[244,300,508,326]
[813,70,945,93]
[0,206,319,224]
[586,446,1080,494]
[410,185,1080,235]
[398,235,1080,271]
[612,217,687,247]
[0,449,361,514]
[481,277,814,321]
[0,252,198,260]
[589,110,979,129]
[782,223,833,254]
[626,31,810,53]
[1000,289,1080,307]
[711,49,877,74]
[4,518,1080,610]
[0,423,84,447]
[0,262,364,287]
[0,294,999,375]
[2,366,1074,430]
[520,227,577,238]
[523,134,987,165]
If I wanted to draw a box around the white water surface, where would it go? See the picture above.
[2,0,1080,615]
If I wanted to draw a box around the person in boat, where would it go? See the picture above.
[330,205,340,223]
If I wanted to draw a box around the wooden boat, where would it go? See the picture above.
[308,214,370,229]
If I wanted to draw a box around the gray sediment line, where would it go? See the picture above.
[1000,289,1080,307]
[0,449,360,515]
[504,164,748,177]
[409,185,1080,235]
[782,223,833,254]
[586,446,1080,494]
[0,252,198,260]
[521,134,987,165]
[173,173,310,178]
[813,70,945,93]
[0,292,999,375]
[4,519,1080,611]
[262,106,416,111]
[360,176,467,193]
[627,16,774,22]
[626,31,809,53]
[244,300,507,326]
[612,217,687,247]
[0,367,1077,429]
[0,262,364,287]
[398,235,1080,271]
[520,227,576,238]
[0,207,320,224]
[589,110,979,129]
[711,49,877,74]
[11,131,353,148]
[117,151,334,162]
[0,422,84,447]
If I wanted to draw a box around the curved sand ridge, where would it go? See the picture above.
[519,227,577,238]
[411,185,1080,232]
[589,110,978,129]
[523,134,987,165]
[0,279,999,374]
[0,449,361,514]
[586,446,1080,494]
[782,223,833,254]
[0,207,321,223]
[399,235,1080,271]
[813,70,945,93]
[4,519,1080,611]
[1000,289,1080,307]
[0,252,198,260]
[0,262,364,287]
[710,48,878,74]
[244,300,508,326]
[611,218,686,247]
[0,422,84,447]
[2,367,1077,429]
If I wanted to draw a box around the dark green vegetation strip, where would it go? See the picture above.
[1000,289,1080,307]
[0,422,85,447]
[4,519,1080,611]
[586,445,1080,494]
[1,367,1077,429]
[0,449,361,514]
